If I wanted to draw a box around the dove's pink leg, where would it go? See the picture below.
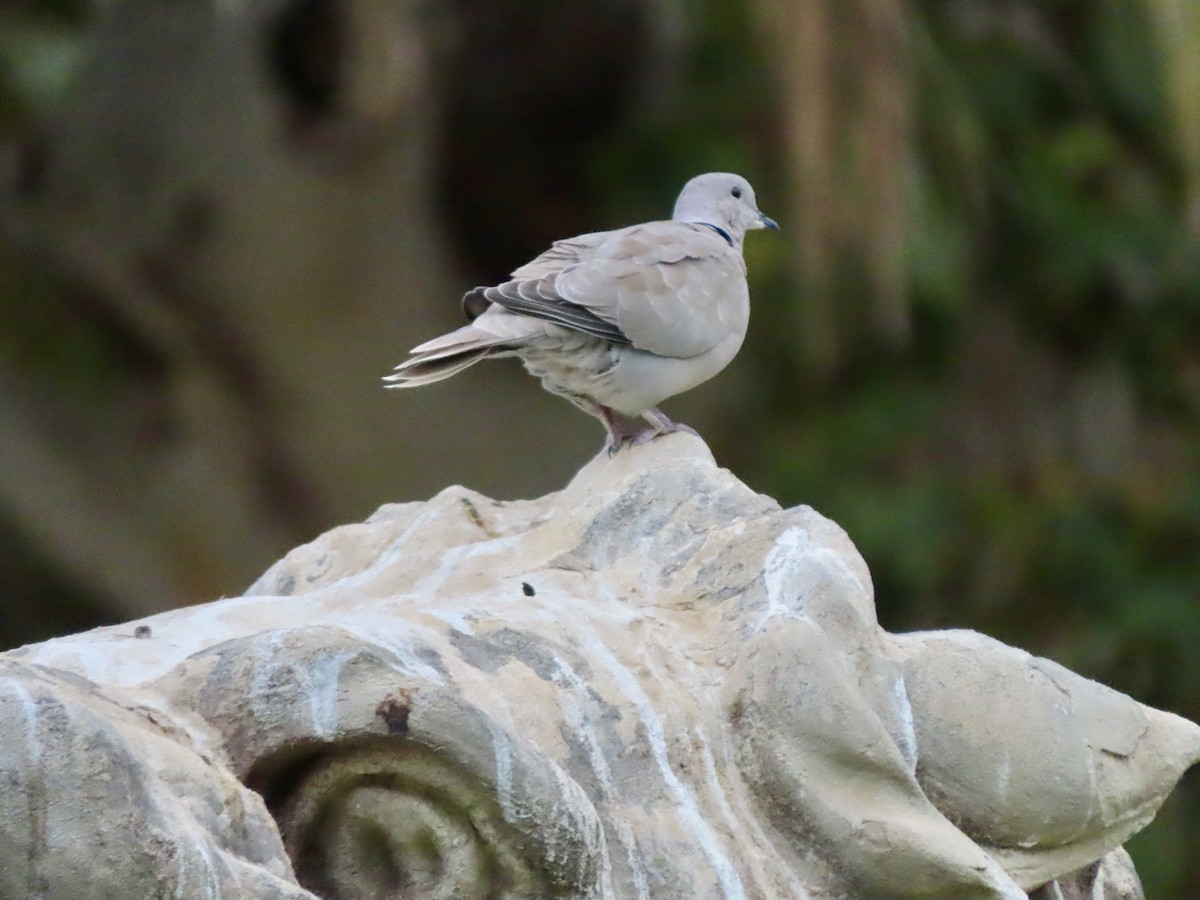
[564,397,655,453]
[567,397,695,452]
[639,407,700,442]
[599,406,659,454]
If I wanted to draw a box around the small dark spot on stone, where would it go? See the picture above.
[461,496,489,533]
[522,582,535,597]
[305,552,334,583]
[134,625,152,639]
[375,688,416,735]
[277,574,297,595]
[414,645,449,676]
[728,694,746,724]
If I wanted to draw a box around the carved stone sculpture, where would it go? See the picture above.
[1,435,1195,898]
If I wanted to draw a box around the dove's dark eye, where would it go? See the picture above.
[730,186,742,199]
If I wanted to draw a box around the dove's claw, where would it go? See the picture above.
[668,422,700,438]
[641,408,700,440]
[600,406,654,454]
[601,407,703,453]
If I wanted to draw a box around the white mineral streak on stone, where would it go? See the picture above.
[411,535,523,596]
[997,745,1012,804]
[1075,752,1102,843]
[758,522,875,637]
[306,651,357,738]
[0,434,1194,899]
[426,608,477,634]
[249,634,354,739]
[716,727,815,899]
[549,649,640,896]
[582,629,749,900]
[335,617,448,684]
[892,673,919,773]
[2,681,43,764]
[175,832,221,900]
[18,593,289,686]
[374,504,447,570]
[551,654,617,795]
[546,755,619,900]
[613,821,649,900]
[223,852,245,897]
[486,717,515,822]
[694,722,796,899]
[761,526,808,628]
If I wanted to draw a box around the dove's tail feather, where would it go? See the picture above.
[383,326,513,388]
[383,350,494,387]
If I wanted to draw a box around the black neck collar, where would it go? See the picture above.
[699,223,734,246]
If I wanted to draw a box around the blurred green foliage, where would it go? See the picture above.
[767,3,1200,893]
[592,1,1200,893]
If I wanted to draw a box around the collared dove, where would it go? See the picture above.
[385,172,777,450]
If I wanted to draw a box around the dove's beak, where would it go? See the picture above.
[757,212,779,231]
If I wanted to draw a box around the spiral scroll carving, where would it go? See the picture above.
[258,739,553,900]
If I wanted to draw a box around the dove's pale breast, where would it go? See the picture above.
[590,327,748,415]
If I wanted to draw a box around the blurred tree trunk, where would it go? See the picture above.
[1151,0,1200,232]
[755,0,913,377]
[0,0,662,630]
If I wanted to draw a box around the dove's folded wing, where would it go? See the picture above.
[467,222,746,359]
[462,230,630,342]
[556,222,748,359]
[508,230,613,280]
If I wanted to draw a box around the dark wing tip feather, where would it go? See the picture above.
[482,280,632,345]
[462,288,490,321]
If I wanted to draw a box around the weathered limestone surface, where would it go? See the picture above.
[1,435,1195,898]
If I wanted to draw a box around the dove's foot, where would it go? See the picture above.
[596,406,653,455]
[641,408,700,439]
[604,408,700,453]
[599,406,701,455]
[603,420,656,455]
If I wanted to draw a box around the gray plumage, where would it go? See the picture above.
[384,172,777,450]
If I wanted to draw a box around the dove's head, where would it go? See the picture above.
[672,172,778,241]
